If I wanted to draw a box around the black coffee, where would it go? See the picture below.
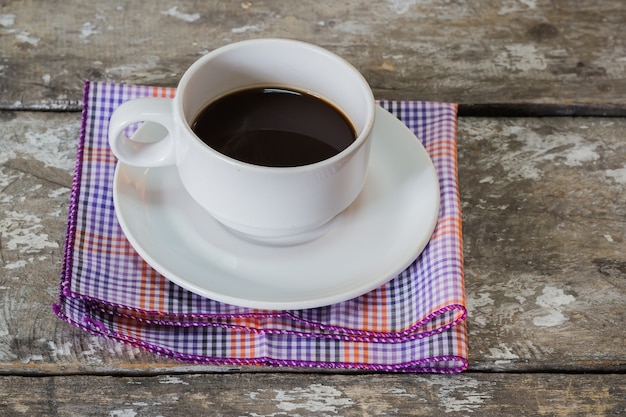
[191,87,357,167]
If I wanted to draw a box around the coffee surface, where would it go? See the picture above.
[191,88,356,167]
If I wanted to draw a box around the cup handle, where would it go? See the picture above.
[108,98,176,167]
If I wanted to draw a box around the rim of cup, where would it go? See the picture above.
[175,38,376,172]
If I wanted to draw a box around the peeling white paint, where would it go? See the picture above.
[105,56,164,80]
[0,13,41,46]
[467,292,494,311]
[78,336,106,364]
[468,292,495,310]
[0,118,76,171]
[0,211,59,254]
[80,21,100,41]
[275,384,354,413]
[520,0,538,8]
[387,0,418,14]
[0,172,21,197]
[466,292,494,327]
[0,305,18,361]
[533,286,575,327]
[231,24,263,33]
[562,143,600,166]
[514,164,543,180]
[605,166,626,184]
[21,354,44,363]
[488,343,520,365]
[161,6,200,22]
[498,0,537,15]
[3,260,28,270]
[387,388,417,398]
[159,375,189,385]
[47,188,70,199]
[109,410,137,417]
[0,13,16,27]
[473,122,602,181]
[108,339,142,358]
[495,44,547,72]
[48,340,73,360]
[14,30,40,46]
[247,384,354,414]
[0,347,18,362]
[422,376,493,413]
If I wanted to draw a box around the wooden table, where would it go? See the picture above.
[1,1,624,415]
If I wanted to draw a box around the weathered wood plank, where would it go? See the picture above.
[1,112,625,374]
[0,0,624,113]
[0,373,624,416]
[458,116,626,372]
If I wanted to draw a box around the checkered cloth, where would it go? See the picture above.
[54,82,467,373]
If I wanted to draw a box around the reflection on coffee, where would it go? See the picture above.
[191,87,357,167]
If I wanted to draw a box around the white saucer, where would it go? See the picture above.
[113,106,440,310]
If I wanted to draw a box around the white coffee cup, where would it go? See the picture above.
[108,38,375,245]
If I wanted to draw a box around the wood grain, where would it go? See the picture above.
[0,373,624,416]
[1,112,624,374]
[458,116,626,372]
[0,0,624,114]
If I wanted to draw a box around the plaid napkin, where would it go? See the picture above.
[54,82,467,373]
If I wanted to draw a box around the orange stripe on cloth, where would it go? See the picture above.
[138,254,169,313]
[425,144,457,161]
[83,145,117,164]
[359,284,389,333]
[151,86,176,98]
[430,216,463,241]
[343,338,369,364]
[230,328,257,359]
[116,314,143,344]
[74,230,135,256]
